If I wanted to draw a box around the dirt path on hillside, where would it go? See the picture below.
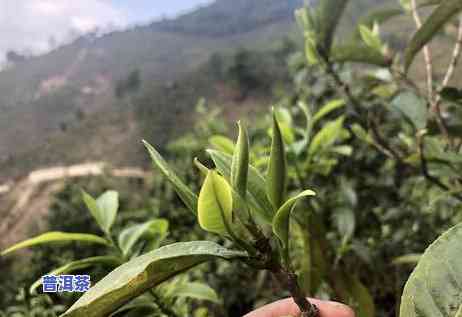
[0,162,150,248]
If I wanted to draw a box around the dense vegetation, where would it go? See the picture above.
[2,0,462,317]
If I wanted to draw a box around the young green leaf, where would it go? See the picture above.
[143,140,198,215]
[1,232,110,256]
[309,116,345,156]
[209,135,235,155]
[231,121,249,198]
[198,171,233,235]
[60,241,247,317]
[30,256,122,294]
[118,219,169,257]
[311,99,345,128]
[404,0,462,72]
[400,223,462,317]
[359,25,383,52]
[272,190,316,251]
[207,149,274,222]
[82,191,119,235]
[392,253,422,266]
[267,112,287,210]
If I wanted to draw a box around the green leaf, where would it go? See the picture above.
[312,99,345,127]
[404,0,462,72]
[143,140,198,215]
[400,223,462,317]
[30,256,121,294]
[207,150,273,222]
[391,92,428,130]
[170,282,220,303]
[209,135,235,155]
[1,232,110,256]
[331,43,392,67]
[231,121,249,198]
[309,116,345,156]
[61,241,247,317]
[333,208,355,242]
[267,112,287,210]
[348,276,376,317]
[272,190,316,250]
[118,219,169,257]
[198,171,233,235]
[392,253,422,266]
[317,0,350,53]
[359,25,382,52]
[82,191,119,235]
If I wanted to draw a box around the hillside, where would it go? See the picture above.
[5,0,444,182]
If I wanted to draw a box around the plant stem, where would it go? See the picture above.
[272,266,319,317]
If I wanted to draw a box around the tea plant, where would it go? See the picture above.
[1,191,219,317]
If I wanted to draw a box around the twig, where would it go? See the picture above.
[410,0,452,148]
[368,113,403,162]
[272,267,319,317]
[410,0,434,102]
[439,16,462,91]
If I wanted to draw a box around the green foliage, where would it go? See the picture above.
[400,223,462,317]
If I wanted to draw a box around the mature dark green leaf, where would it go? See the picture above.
[404,0,462,72]
[207,150,273,222]
[30,256,121,293]
[197,171,233,235]
[143,140,198,215]
[267,112,287,210]
[231,121,249,198]
[1,232,110,256]
[391,92,428,130]
[400,223,462,317]
[61,241,247,317]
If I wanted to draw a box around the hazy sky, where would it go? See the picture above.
[0,0,213,61]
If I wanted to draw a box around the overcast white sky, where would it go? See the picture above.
[0,0,212,62]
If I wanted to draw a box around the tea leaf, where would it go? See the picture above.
[1,232,110,256]
[207,150,273,222]
[231,121,249,198]
[82,191,119,235]
[198,171,233,235]
[267,112,287,210]
[400,223,462,317]
[143,140,198,215]
[30,256,121,293]
[61,241,247,317]
[118,219,169,257]
[404,0,462,72]
[272,190,316,250]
